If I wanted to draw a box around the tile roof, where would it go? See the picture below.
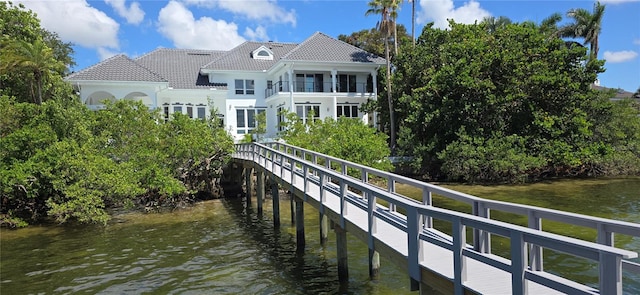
[592,85,637,99]
[282,32,386,64]
[135,48,227,89]
[202,41,298,71]
[66,54,166,82]
[67,32,386,87]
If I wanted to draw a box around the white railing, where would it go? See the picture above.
[233,142,639,295]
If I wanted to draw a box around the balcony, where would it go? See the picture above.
[265,81,374,98]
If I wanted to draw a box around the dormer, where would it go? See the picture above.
[251,45,274,60]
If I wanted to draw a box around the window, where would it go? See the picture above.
[277,106,285,131]
[337,104,359,118]
[338,74,356,92]
[296,74,323,92]
[267,80,273,90]
[187,106,193,118]
[235,79,255,95]
[296,104,320,124]
[174,106,182,114]
[197,107,206,119]
[236,108,265,134]
[252,46,274,60]
[163,105,169,121]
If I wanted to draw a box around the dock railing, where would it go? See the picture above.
[233,142,639,295]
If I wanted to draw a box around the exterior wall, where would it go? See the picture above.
[156,88,227,121]
[76,82,166,110]
[73,60,380,143]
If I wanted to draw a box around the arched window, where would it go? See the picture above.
[252,46,274,60]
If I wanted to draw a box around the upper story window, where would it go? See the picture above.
[235,79,255,95]
[338,74,356,92]
[252,45,274,60]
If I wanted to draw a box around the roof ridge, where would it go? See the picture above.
[66,54,128,79]
[202,41,252,69]
[280,31,322,60]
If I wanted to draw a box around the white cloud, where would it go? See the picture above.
[97,47,121,60]
[157,1,246,50]
[16,0,120,50]
[245,25,269,41]
[104,0,145,25]
[417,0,491,29]
[182,0,296,26]
[604,50,638,63]
[634,39,640,45]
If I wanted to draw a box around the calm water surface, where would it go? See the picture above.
[1,177,638,294]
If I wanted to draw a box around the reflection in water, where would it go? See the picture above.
[0,196,414,294]
[1,178,637,294]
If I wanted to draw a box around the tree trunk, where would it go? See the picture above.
[35,71,43,105]
[412,0,416,46]
[385,35,395,154]
[393,21,398,56]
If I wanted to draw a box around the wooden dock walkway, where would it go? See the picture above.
[232,142,639,295]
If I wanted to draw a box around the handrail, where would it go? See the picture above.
[257,141,640,270]
[233,142,638,295]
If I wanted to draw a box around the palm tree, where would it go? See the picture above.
[0,38,63,104]
[539,12,562,37]
[480,16,512,33]
[366,0,396,152]
[558,1,606,60]
[409,0,415,46]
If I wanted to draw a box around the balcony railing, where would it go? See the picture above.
[265,81,373,98]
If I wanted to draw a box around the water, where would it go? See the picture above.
[1,178,638,294]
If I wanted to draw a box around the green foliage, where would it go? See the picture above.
[279,111,392,172]
[0,1,74,104]
[438,132,544,183]
[1,97,234,226]
[392,20,639,182]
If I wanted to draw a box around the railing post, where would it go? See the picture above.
[303,164,308,193]
[452,217,467,295]
[422,188,432,228]
[597,223,614,246]
[387,177,396,212]
[407,207,421,291]
[510,231,528,295]
[599,252,623,295]
[473,201,491,254]
[528,210,543,271]
[361,170,369,200]
[367,191,378,279]
[339,179,347,228]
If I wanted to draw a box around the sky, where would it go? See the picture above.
[16,0,640,92]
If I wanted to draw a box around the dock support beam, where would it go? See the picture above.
[244,167,253,205]
[271,177,280,227]
[256,170,264,215]
[295,197,305,252]
[335,224,349,282]
[369,249,380,279]
[320,212,329,245]
[290,194,296,225]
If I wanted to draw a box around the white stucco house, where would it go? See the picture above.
[66,32,386,141]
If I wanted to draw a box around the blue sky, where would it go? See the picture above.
[18,0,640,92]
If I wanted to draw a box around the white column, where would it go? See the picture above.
[372,70,378,96]
[288,68,294,113]
[371,70,379,126]
[331,69,338,119]
[331,69,337,93]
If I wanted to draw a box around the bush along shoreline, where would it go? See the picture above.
[1,97,234,228]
